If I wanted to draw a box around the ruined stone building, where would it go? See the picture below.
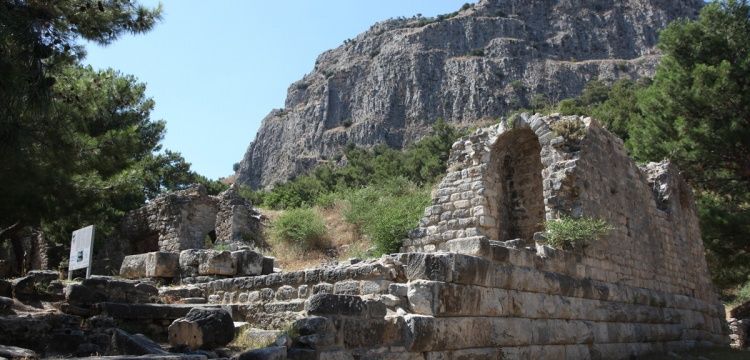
[0,114,729,359]
[188,114,725,359]
[96,184,264,275]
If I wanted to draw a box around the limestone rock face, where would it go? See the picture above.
[168,308,235,350]
[236,0,703,189]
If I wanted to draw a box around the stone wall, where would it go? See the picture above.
[121,185,219,253]
[199,249,727,359]
[404,114,716,304]
[113,185,263,271]
[205,114,727,358]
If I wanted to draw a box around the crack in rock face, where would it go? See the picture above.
[236,0,703,189]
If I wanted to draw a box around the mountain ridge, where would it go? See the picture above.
[237,0,703,189]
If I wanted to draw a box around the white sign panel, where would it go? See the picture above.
[69,225,95,271]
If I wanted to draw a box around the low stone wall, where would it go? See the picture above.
[199,246,727,359]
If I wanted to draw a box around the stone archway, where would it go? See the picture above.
[488,128,545,243]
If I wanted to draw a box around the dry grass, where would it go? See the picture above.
[257,203,372,272]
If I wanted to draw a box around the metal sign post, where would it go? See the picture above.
[68,225,95,280]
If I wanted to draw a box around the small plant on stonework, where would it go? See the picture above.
[213,242,230,251]
[468,48,485,57]
[550,118,587,142]
[543,216,613,250]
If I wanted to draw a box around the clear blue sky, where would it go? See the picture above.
[83,1,475,180]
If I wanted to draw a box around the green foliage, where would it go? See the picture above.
[543,216,613,250]
[734,281,750,305]
[509,80,524,91]
[625,0,750,288]
[550,118,587,142]
[549,1,750,289]
[342,180,430,255]
[0,2,227,254]
[468,49,485,57]
[245,120,463,210]
[556,79,646,140]
[270,208,328,251]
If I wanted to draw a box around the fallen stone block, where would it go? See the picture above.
[304,294,366,317]
[179,249,202,278]
[111,328,169,355]
[121,252,180,279]
[0,344,38,360]
[198,250,236,276]
[95,303,212,320]
[120,254,148,279]
[180,249,237,277]
[232,346,286,360]
[11,270,60,299]
[0,296,14,311]
[146,252,180,278]
[81,276,158,304]
[65,283,103,306]
[232,250,264,276]
[168,308,235,350]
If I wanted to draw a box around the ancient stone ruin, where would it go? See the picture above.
[0,114,730,359]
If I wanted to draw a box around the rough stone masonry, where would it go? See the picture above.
[199,114,727,359]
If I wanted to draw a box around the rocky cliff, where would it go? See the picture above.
[237,0,702,189]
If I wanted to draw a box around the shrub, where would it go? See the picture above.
[550,118,587,142]
[468,48,485,57]
[270,208,328,251]
[543,216,613,250]
[343,181,429,255]
[509,80,524,91]
[733,281,750,305]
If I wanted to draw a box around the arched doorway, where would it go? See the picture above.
[488,128,545,244]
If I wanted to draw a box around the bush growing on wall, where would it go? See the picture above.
[543,216,613,250]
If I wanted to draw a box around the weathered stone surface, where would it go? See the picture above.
[74,356,207,360]
[180,249,237,277]
[0,279,11,298]
[0,312,82,354]
[146,252,180,278]
[235,329,291,349]
[0,345,38,360]
[233,346,287,360]
[168,308,235,350]
[78,276,158,304]
[198,250,235,276]
[237,0,702,189]
[111,329,169,355]
[304,294,366,317]
[113,185,264,274]
[11,270,60,299]
[215,184,264,248]
[0,296,14,311]
[262,257,275,275]
[160,286,205,304]
[232,250,264,276]
[120,254,148,279]
[96,303,210,320]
